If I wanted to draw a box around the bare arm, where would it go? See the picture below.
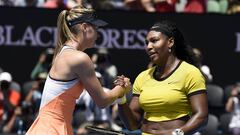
[225,97,234,112]
[24,81,39,102]
[118,96,144,130]
[73,52,127,108]
[180,93,208,134]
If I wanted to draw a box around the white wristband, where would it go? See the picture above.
[115,95,127,105]
[172,129,184,135]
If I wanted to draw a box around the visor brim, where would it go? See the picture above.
[91,19,108,27]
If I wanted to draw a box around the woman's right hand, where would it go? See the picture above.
[114,75,132,97]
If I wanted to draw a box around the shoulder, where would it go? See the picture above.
[134,67,155,83]
[68,51,95,74]
[74,51,92,64]
[137,67,155,79]
[63,50,92,67]
[181,61,202,75]
[55,50,93,74]
[179,61,205,85]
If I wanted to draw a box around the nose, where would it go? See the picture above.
[145,44,153,53]
[146,42,153,50]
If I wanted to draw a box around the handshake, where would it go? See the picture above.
[113,75,132,105]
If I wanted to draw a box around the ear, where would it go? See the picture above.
[81,23,88,32]
[168,37,174,48]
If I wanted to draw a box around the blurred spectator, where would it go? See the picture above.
[193,48,213,83]
[206,0,228,13]
[90,0,115,10]
[184,0,206,13]
[30,48,54,80]
[24,81,42,104]
[0,0,15,6]
[225,82,240,135]
[18,58,47,134]
[90,0,127,10]
[0,67,21,93]
[66,0,92,8]
[0,72,21,133]
[14,49,52,132]
[110,0,127,10]
[124,0,144,10]
[66,0,82,8]
[141,0,176,12]
[23,79,44,115]
[175,0,188,12]
[20,79,44,133]
[14,0,45,7]
[227,0,240,14]
[18,49,51,131]
[43,0,68,9]
[92,48,118,89]
[20,48,52,104]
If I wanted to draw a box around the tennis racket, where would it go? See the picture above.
[86,125,125,135]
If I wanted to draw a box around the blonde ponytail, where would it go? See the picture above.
[53,10,76,61]
[52,5,95,62]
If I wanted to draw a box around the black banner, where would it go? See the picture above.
[0,7,239,87]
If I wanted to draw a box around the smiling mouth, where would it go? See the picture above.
[149,52,157,57]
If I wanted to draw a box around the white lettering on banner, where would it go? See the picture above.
[35,26,55,47]
[122,29,147,49]
[123,29,135,48]
[0,25,239,51]
[0,25,147,49]
[0,26,4,45]
[6,26,21,45]
[96,28,147,49]
[236,32,240,52]
[0,25,55,47]
[107,29,121,48]
[97,29,108,47]
[136,30,147,49]
[21,26,37,46]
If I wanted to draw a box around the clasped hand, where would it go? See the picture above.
[113,75,131,97]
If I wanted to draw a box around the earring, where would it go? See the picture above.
[168,48,172,53]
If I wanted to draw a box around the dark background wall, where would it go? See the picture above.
[0,7,239,87]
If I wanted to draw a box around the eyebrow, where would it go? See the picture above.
[148,36,160,41]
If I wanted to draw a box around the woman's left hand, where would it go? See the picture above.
[114,75,132,93]
[113,75,125,87]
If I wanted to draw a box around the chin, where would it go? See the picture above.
[152,59,161,66]
[150,57,158,63]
